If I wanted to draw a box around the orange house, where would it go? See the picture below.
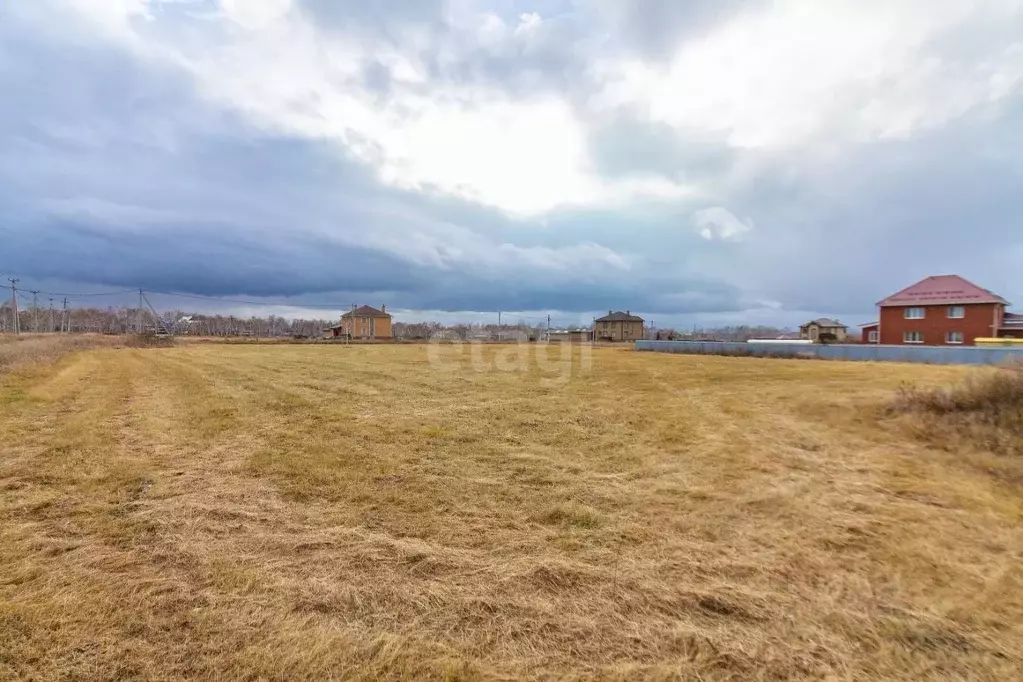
[861,275,1012,346]
[339,305,393,340]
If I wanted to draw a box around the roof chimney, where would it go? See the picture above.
[381,304,386,314]
[626,310,630,315]
[608,310,612,316]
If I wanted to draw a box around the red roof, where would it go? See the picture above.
[877,275,1009,308]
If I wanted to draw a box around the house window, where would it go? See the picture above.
[904,307,925,319]
[903,331,923,344]
[948,306,965,319]
[868,330,879,343]
[946,331,964,344]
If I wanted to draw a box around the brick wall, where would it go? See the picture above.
[879,303,1002,346]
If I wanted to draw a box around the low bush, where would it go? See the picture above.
[0,334,122,374]
[124,332,176,348]
[887,363,1023,456]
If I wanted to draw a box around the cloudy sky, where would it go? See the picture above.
[2,0,1022,328]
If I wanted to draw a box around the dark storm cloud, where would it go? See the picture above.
[0,219,426,298]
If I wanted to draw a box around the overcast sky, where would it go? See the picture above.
[2,0,1022,328]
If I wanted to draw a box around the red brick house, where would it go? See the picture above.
[860,275,1013,346]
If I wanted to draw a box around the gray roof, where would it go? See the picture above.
[802,318,847,328]
[596,311,644,322]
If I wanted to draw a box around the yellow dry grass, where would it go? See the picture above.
[0,334,122,374]
[1,343,1021,680]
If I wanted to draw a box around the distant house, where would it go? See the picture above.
[595,311,644,342]
[1000,312,1023,338]
[864,275,1014,346]
[549,329,592,343]
[337,305,393,340]
[799,318,848,343]
[859,322,880,344]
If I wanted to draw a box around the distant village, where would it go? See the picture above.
[321,275,1023,347]
[4,274,1021,346]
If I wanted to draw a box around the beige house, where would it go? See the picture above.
[799,318,848,343]
[595,311,644,341]
[337,305,393,340]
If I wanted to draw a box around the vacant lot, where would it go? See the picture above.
[1,343,1021,680]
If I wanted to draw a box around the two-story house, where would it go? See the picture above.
[799,318,848,343]
[340,305,393,340]
[860,275,1010,346]
[595,311,644,341]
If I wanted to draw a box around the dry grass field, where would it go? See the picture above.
[1,341,1021,680]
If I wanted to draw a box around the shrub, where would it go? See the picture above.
[125,332,176,348]
[887,363,1023,456]
[0,334,122,374]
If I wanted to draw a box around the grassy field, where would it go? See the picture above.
[1,342,1021,680]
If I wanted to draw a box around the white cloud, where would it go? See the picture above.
[39,0,1023,218]
[693,207,753,241]
[48,0,689,217]
[220,0,294,30]
[514,12,543,40]
[333,204,634,276]
[591,0,1023,150]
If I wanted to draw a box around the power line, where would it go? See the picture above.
[2,276,585,325]
[144,290,352,309]
[7,283,344,309]
[11,286,135,299]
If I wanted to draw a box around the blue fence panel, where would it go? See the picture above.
[634,341,1023,366]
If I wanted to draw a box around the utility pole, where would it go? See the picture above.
[49,298,54,333]
[547,314,551,343]
[137,289,144,334]
[8,278,19,335]
[62,298,69,333]
[29,290,39,332]
[140,290,170,336]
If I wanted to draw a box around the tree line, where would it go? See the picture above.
[1,303,791,341]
